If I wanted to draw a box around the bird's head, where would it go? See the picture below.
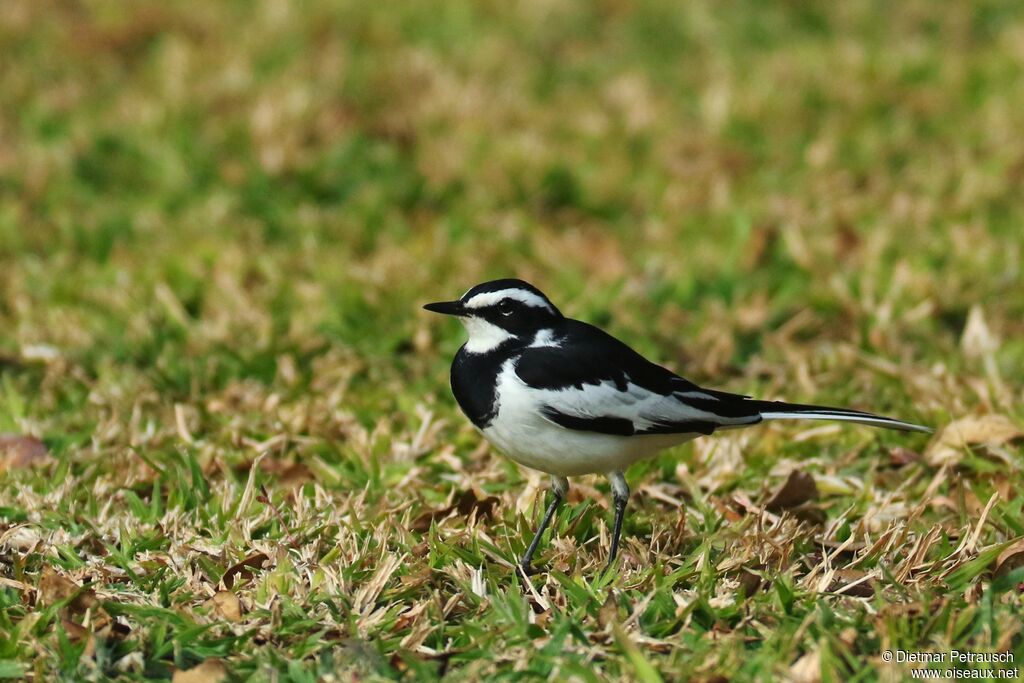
[424,279,563,353]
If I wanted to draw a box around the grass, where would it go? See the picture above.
[1,0,1023,680]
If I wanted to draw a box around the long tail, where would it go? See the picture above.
[681,388,933,434]
[750,399,931,433]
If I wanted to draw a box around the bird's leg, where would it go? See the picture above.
[605,471,630,572]
[519,475,568,576]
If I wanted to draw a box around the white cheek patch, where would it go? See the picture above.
[464,288,554,313]
[461,316,515,353]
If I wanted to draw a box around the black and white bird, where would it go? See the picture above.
[424,278,929,576]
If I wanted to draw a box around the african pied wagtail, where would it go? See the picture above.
[424,279,930,576]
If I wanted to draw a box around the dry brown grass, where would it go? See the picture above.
[0,0,1022,680]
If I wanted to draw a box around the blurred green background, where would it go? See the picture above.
[3,0,1022,376]
[1,0,1023,680]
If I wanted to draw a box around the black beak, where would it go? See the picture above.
[423,300,466,316]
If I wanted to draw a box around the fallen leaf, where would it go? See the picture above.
[90,605,114,634]
[60,617,91,642]
[38,570,96,613]
[222,552,269,589]
[710,497,743,523]
[235,458,313,486]
[925,415,1023,466]
[791,505,827,526]
[268,462,312,486]
[172,659,228,683]
[38,571,77,606]
[0,435,49,469]
[597,593,620,629]
[828,568,874,597]
[994,539,1024,578]
[204,590,242,622]
[736,568,763,596]
[411,490,500,532]
[765,470,818,511]
[67,615,99,658]
[992,474,1015,502]
[888,447,921,467]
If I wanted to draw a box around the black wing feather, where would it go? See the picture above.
[515,320,927,435]
[515,320,699,395]
[517,320,728,436]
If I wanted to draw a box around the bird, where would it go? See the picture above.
[423,278,930,577]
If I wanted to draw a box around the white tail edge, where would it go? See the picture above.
[760,410,932,433]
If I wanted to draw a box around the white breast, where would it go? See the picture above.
[481,360,699,477]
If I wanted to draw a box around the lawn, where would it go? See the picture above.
[1,0,1023,680]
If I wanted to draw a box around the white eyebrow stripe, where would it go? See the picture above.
[464,288,554,312]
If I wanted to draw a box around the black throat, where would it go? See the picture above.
[449,342,522,429]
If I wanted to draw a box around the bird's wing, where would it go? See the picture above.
[514,321,760,437]
[516,320,930,435]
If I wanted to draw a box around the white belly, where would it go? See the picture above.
[481,363,698,477]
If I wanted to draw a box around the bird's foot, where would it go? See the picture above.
[517,560,542,578]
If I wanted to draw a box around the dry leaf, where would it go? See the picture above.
[992,474,1015,502]
[172,659,228,683]
[0,434,49,469]
[925,415,1023,466]
[266,461,312,486]
[38,570,96,613]
[60,617,91,642]
[38,570,78,606]
[205,590,242,622]
[994,539,1024,578]
[888,447,921,467]
[411,490,500,532]
[711,497,743,523]
[237,458,313,486]
[222,552,269,589]
[89,606,114,634]
[791,505,827,526]
[828,568,874,597]
[597,593,620,629]
[736,568,763,596]
[765,470,818,511]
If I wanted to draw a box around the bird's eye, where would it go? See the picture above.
[498,299,514,315]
